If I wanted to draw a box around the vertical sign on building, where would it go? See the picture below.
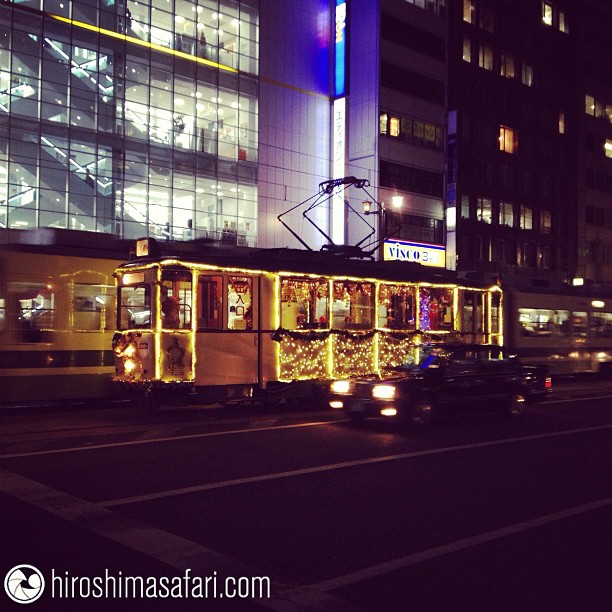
[332,0,347,245]
[446,110,458,271]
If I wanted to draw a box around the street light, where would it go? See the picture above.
[362,196,404,215]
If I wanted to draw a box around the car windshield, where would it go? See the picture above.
[395,345,450,371]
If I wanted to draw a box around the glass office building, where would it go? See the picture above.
[0,0,259,244]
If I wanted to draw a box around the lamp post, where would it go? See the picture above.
[362,195,404,258]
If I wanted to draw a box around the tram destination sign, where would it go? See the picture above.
[383,239,446,268]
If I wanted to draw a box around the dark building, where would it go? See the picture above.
[448,0,612,289]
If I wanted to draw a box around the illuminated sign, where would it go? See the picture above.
[332,97,346,244]
[335,0,347,97]
[384,240,446,268]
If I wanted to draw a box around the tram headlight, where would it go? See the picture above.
[372,384,396,400]
[331,380,351,394]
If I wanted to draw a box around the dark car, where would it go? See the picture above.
[329,343,552,427]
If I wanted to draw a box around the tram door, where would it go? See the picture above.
[195,273,258,389]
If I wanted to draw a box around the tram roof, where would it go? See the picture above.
[119,239,497,289]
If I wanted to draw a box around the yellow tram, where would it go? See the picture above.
[0,230,124,404]
[112,238,503,407]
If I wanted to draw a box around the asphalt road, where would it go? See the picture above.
[2,378,612,611]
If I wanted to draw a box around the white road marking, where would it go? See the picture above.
[99,422,612,507]
[0,467,360,612]
[0,419,342,459]
[312,496,612,593]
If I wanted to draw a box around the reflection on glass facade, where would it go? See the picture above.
[0,0,259,245]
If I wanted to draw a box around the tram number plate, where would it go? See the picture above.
[350,401,367,412]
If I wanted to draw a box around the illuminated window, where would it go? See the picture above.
[198,275,222,329]
[462,37,472,63]
[332,281,374,329]
[521,62,533,86]
[537,245,551,269]
[542,1,553,26]
[476,197,492,223]
[419,287,453,331]
[558,111,565,134]
[227,276,252,330]
[499,125,518,154]
[73,283,115,331]
[606,139,612,159]
[540,210,552,234]
[500,201,514,227]
[500,52,515,78]
[585,95,595,116]
[379,112,389,135]
[389,116,400,137]
[559,10,568,32]
[280,277,329,329]
[520,205,533,230]
[378,284,416,330]
[119,285,150,330]
[161,270,192,329]
[463,0,475,23]
[478,44,493,71]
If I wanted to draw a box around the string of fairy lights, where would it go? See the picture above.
[113,256,502,385]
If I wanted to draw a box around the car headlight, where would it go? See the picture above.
[331,380,351,394]
[372,384,396,400]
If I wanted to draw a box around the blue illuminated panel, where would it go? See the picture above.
[335,0,347,98]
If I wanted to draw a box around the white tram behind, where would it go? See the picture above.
[505,286,612,376]
[112,238,504,407]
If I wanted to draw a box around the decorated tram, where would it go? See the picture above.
[112,238,503,407]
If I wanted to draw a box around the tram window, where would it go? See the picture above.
[590,312,612,337]
[198,275,222,329]
[462,291,484,333]
[227,276,252,330]
[491,292,501,336]
[378,284,415,330]
[572,312,587,338]
[73,284,115,331]
[419,287,453,331]
[518,308,569,337]
[332,281,374,329]
[119,285,151,329]
[14,283,55,342]
[161,270,192,329]
[280,277,328,329]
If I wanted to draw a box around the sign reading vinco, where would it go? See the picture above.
[383,239,446,268]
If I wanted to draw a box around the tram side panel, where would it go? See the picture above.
[191,272,256,399]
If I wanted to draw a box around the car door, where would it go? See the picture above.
[439,348,485,413]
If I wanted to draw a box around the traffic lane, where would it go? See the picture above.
[0,403,340,456]
[111,424,612,584]
[0,383,610,457]
[2,396,612,505]
[331,504,612,612]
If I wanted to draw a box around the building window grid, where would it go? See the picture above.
[0,0,260,243]
[379,112,444,151]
